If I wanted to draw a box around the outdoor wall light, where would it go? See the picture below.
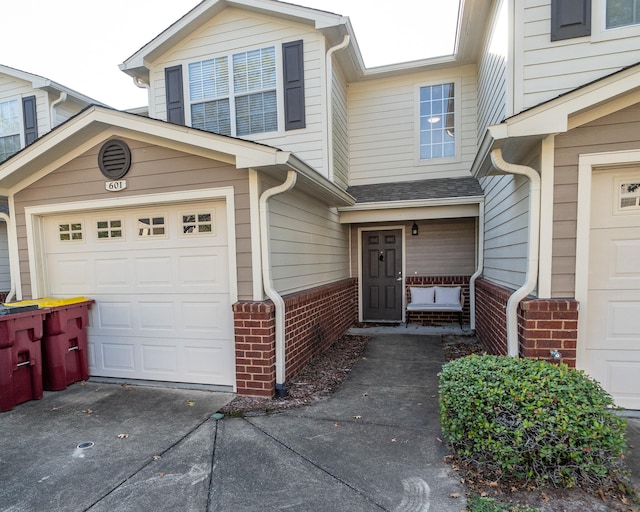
[412,222,419,236]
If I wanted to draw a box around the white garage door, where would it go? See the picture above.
[43,201,234,387]
[585,170,640,409]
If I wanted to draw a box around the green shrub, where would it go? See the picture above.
[439,355,629,492]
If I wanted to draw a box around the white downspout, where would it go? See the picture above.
[325,35,350,181]
[490,148,541,357]
[468,200,485,330]
[259,170,297,397]
[0,213,16,303]
[49,92,67,129]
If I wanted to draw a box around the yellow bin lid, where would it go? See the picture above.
[4,297,89,308]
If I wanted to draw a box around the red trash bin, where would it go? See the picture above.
[41,299,94,391]
[0,307,47,412]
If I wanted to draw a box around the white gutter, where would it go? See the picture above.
[0,213,16,303]
[325,35,350,180]
[49,92,67,129]
[468,199,485,330]
[490,148,541,357]
[259,169,298,397]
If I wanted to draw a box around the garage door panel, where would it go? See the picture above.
[44,200,235,387]
[585,169,640,409]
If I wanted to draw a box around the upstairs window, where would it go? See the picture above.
[607,0,640,28]
[419,83,455,160]
[188,46,277,137]
[0,99,20,162]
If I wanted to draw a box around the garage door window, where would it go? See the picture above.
[97,219,123,239]
[58,222,83,241]
[138,216,166,237]
[182,212,214,235]
[619,181,640,210]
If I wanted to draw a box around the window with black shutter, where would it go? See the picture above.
[22,95,38,145]
[551,0,592,41]
[282,40,306,131]
[165,65,185,125]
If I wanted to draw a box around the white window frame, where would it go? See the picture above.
[414,78,461,166]
[185,44,282,138]
[0,98,24,161]
[592,0,640,42]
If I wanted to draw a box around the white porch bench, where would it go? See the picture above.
[406,286,465,327]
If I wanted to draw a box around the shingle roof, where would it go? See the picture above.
[346,177,483,204]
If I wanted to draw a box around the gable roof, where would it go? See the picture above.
[0,105,352,206]
[0,64,108,107]
[119,0,490,84]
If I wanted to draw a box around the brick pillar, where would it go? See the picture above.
[518,298,579,367]
[232,301,276,397]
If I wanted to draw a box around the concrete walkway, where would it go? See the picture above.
[1,332,637,511]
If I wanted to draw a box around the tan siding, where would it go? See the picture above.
[477,0,508,142]
[148,8,327,175]
[349,219,476,278]
[551,102,640,297]
[519,0,640,111]
[347,64,477,186]
[13,138,254,299]
[267,177,349,294]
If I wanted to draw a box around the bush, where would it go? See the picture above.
[439,355,629,492]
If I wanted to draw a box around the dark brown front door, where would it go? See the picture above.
[362,230,403,321]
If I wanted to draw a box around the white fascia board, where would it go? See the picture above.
[338,195,484,213]
[339,202,481,224]
[491,66,640,140]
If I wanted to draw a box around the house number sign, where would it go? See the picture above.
[105,180,127,192]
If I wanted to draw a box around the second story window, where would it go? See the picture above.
[607,0,640,28]
[0,99,20,162]
[419,83,455,160]
[188,46,277,137]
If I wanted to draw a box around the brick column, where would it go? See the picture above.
[475,278,509,355]
[232,301,276,397]
[518,298,579,367]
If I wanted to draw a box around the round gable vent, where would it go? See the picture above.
[98,140,131,180]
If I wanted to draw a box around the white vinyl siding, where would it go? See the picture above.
[516,0,640,112]
[481,174,530,289]
[332,63,348,190]
[477,0,509,142]
[267,179,349,295]
[150,8,326,174]
[347,64,477,186]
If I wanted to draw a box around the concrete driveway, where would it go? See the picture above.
[1,332,637,511]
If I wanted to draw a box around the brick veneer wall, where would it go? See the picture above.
[475,278,579,367]
[232,278,357,397]
[475,278,509,355]
[405,276,471,325]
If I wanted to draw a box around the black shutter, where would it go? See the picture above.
[165,65,185,125]
[551,0,591,41]
[22,95,38,145]
[282,40,306,131]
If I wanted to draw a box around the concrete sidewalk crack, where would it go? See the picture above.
[244,417,390,512]
[82,415,216,512]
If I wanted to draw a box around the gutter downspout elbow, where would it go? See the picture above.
[259,170,297,397]
[49,92,67,129]
[325,35,350,181]
[0,213,16,303]
[490,148,541,357]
